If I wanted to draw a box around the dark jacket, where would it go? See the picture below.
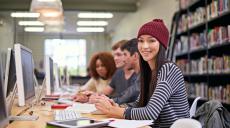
[193,100,230,128]
[112,74,140,105]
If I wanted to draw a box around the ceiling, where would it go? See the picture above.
[0,0,138,34]
[0,0,138,12]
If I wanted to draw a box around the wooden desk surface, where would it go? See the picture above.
[7,102,53,128]
[7,95,150,128]
[7,101,110,128]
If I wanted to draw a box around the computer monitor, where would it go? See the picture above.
[15,44,36,107]
[4,48,16,98]
[0,56,9,128]
[54,63,61,89]
[45,56,54,95]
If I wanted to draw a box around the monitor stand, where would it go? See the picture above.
[35,77,46,104]
[8,82,39,121]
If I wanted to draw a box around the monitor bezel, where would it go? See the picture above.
[4,48,13,98]
[15,44,36,107]
[45,56,54,95]
[54,63,61,89]
[0,55,9,128]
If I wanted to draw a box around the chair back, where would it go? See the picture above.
[190,97,201,118]
[170,118,202,128]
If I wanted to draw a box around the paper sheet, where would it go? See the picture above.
[104,118,153,128]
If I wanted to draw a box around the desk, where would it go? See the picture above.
[7,102,53,128]
[7,97,151,128]
[7,101,110,128]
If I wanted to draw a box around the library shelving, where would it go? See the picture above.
[169,0,230,110]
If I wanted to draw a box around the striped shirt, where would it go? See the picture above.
[124,62,190,128]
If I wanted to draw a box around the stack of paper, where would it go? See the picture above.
[104,118,153,128]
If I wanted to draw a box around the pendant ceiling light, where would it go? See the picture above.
[30,0,64,32]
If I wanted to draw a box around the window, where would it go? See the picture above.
[45,39,86,76]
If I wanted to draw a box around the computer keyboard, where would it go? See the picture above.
[57,98,75,105]
[54,110,81,121]
[9,115,39,121]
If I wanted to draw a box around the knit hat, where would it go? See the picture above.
[137,19,169,48]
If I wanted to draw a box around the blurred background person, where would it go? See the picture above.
[73,51,116,102]
[103,40,136,97]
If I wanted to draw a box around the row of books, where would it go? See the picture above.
[176,59,190,74]
[175,36,189,55]
[179,0,198,10]
[208,55,230,74]
[175,25,230,55]
[176,55,230,74]
[190,57,207,74]
[177,0,230,33]
[208,25,230,46]
[178,6,206,33]
[188,7,206,28]
[207,0,230,20]
[175,31,206,55]
[186,83,230,104]
[190,31,207,50]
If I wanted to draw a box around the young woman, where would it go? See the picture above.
[95,19,190,127]
[73,52,116,102]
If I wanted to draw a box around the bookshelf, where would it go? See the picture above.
[170,0,230,110]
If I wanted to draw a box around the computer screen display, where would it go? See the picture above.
[0,57,9,128]
[54,63,62,88]
[21,47,35,100]
[49,57,54,93]
[15,44,35,106]
[4,48,16,97]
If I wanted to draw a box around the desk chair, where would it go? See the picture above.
[170,118,202,128]
[190,97,201,118]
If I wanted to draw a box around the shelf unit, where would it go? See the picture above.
[170,0,230,110]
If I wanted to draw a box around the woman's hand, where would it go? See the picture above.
[72,93,89,103]
[95,97,125,118]
[88,94,109,104]
[80,90,94,96]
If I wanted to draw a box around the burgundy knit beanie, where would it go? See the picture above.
[137,19,169,48]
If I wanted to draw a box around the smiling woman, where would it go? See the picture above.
[95,19,190,128]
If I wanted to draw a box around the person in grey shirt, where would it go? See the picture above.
[88,40,136,103]
[111,38,140,104]
[102,40,136,97]
[112,74,140,104]
[89,39,140,105]
[109,68,137,97]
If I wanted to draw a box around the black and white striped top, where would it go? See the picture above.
[124,62,190,128]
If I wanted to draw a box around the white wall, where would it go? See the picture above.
[112,0,179,43]
[0,12,111,70]
[0,12,14,52]
[0,12,15,70]
[19,32,111,70]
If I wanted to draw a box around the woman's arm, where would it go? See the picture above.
[80,78,96,92]
[125,63,183,121]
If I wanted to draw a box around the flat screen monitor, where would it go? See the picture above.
[15,44,36,107]
[45,56,54,95]
[54,63,61,89]
[0,57,9,128]
[4,48,16,98]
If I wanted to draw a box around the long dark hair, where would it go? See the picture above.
[138,44,166,107]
